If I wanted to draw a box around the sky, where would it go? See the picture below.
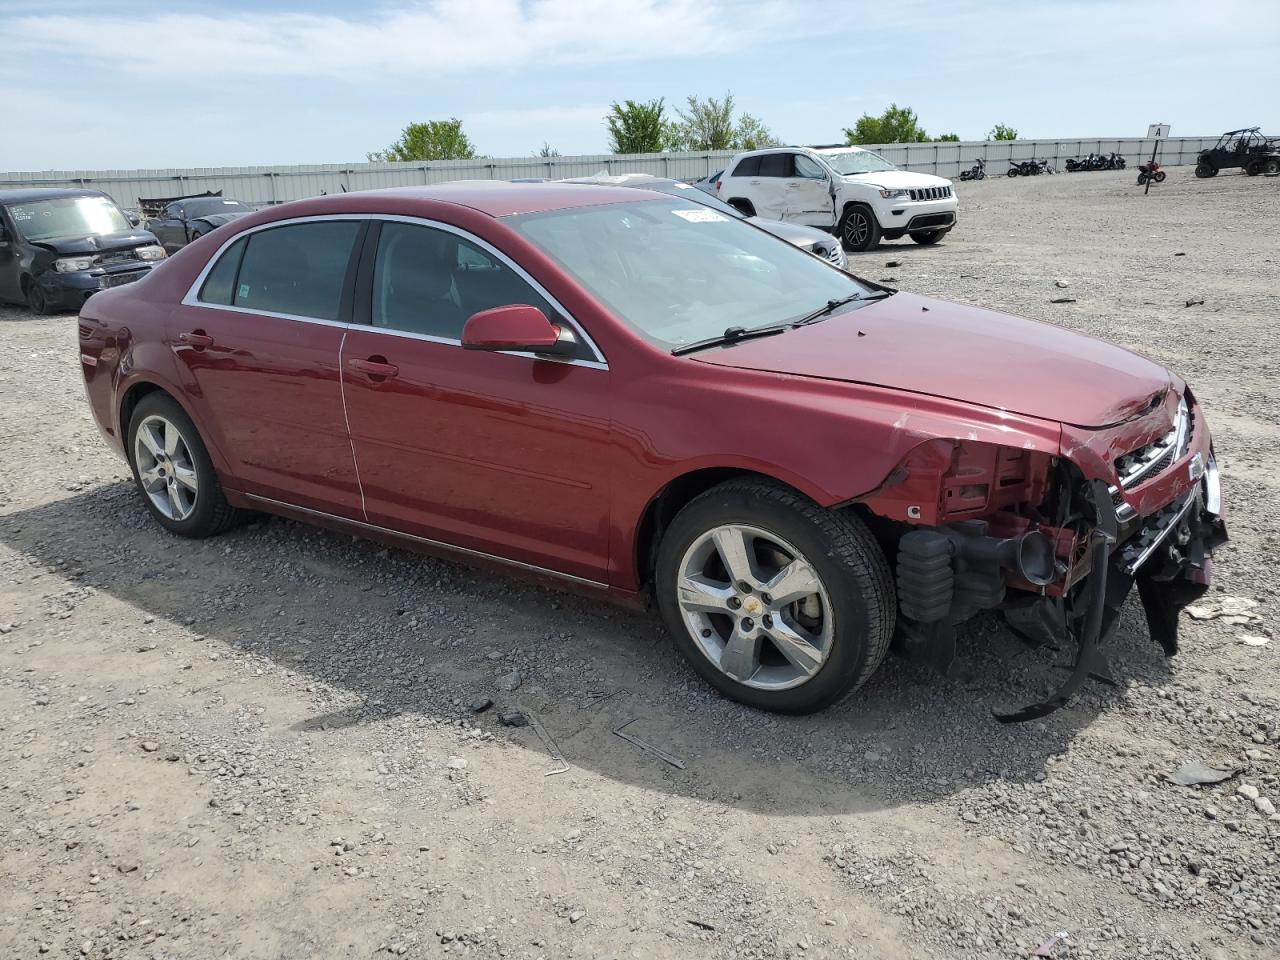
[1,0,1277,171]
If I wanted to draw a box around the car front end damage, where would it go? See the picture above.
[858,386,1226,721]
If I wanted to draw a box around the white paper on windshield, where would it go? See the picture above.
[672,208,728,223]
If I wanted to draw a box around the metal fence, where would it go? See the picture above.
[0,137,1214,211]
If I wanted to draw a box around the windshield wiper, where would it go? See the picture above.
[671,323,790,356]
[793,289,891,325]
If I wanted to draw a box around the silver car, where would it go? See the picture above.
[559,174,847,270]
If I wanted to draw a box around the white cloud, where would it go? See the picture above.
[8,0,805,78]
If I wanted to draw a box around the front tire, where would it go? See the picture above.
[25,279,52,315]
[910,229,944,245]
[838,205,881,252]
[655,479,895,714]
[1195,162,1216,178]
[1154,170,1166,183]
[127,393,239,538]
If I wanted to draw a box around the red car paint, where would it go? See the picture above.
[78,183,1211,606]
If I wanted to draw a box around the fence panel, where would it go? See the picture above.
[0,138,1212,211]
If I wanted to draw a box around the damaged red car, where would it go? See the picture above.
[78,183,1226,719]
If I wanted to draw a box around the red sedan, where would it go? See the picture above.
[79,183,1225,718]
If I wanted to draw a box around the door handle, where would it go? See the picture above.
[348,356,399,380]
[180,331,214,348]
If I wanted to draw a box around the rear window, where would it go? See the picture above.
[229,221,361,321]
[731,156,761,177]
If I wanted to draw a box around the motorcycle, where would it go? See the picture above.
[958,158,986,181]
[1136,159,1166,185]
[1007,158,1050,177]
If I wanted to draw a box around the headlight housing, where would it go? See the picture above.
[878,188,909,199]
[134,244,167,262]
[54,256,95,273]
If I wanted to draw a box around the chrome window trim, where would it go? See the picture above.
[242,492,608,590]
[180,212,608,370]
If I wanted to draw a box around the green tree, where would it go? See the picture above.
[605,99,669,154]
[368,119,478,162]
[844,104,931,145]
[936,132,960,142]
[536,142,560,158]
[988,123,1018,141]
[667,93,779,151]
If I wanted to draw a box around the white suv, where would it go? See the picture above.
[717,146,958,252]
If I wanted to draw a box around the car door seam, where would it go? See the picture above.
[337,325,369,521]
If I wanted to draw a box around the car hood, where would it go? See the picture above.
[747,216,826,247]
[30,230,158,255]
[692,292,1173,429]
[842,170,952,190]
[193,211,250,227]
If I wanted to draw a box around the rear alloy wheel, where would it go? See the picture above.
[838,205,881,252]
[910,229,944,245]
[655,479,894,714]
[128,393,239,538]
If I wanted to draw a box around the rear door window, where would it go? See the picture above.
[758,153,794,177]
[731,155,761,177]
[197,236,246,305]
[231,221,361,321]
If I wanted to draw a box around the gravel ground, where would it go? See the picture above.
[1,168,1277,960]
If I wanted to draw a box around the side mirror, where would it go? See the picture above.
[462,304,576,356]
[128,213,141,227]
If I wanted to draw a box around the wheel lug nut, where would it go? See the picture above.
[738,581,752,593]
[727,597,742,610]
[762,614,773,628]
[701,628,712,638]
[761,593,773,605]
[740,618,754,631]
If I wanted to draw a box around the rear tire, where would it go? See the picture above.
[1265,158,1280,177]
[1245,160,1262,176]
[838,205,881,252]
[910,229,944,245]
[127,393,239,538]
[654,479,895,714]
[1195,162,1216,178]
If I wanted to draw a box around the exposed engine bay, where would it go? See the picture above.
[858,388,1227,721]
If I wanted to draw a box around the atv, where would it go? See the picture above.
[1195,127,1280,178]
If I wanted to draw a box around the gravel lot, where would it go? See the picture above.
[1,169,1277,960]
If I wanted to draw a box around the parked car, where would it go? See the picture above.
[561,173,846,268]
[693,170,723,196]
[145,194,255,253]
[717,146,958,251]
[79,182,1225,719]
[0,188,166,314]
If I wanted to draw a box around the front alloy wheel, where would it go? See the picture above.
[839,206,881,252]
[676,524,833,691]
[655,479,895,713]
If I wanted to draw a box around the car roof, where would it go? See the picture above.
[728,145,867,162]
[0,187,112,204]
[351,181,659,217]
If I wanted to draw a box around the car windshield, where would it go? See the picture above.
[5,195,131,242]
[182,198,252,217]
[506,198,866,349]
[820,150,898,175]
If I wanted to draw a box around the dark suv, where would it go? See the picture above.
[0,189,167,313]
